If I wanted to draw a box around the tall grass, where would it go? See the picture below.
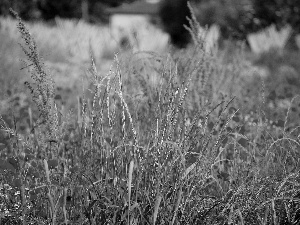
[0,16,116,64]
[0,7,299,225]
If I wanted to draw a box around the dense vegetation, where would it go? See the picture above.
[0,5,300,224]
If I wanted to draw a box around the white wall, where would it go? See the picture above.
[109,14,169,53]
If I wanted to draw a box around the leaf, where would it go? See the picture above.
[238,138,248,148]
[232,116,240,122]
[222,136,228,145]
[239,125,246,135]
[0,159,16,172]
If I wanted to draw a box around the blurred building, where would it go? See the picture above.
[106,0,161,17]
[106,0,161,28]
[105,0,169,52]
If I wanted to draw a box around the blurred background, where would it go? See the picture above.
[1,0,300,126]
[1,0,299,47]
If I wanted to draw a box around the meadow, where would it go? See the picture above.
[0,7,300,225]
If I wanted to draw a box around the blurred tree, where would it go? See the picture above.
[0,0,40,20]
[0,0,137,22]
[194,0,300,40]
[195,0,254,40]
[158,0,255,46]
[252,0,300,33]
[37,0,139,22]
[158,0,191,48]
[2,0,299,39]
[37,0,82,20]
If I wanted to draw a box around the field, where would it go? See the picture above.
[0,9,300,225]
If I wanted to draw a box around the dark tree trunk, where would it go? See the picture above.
[81,0,89,21]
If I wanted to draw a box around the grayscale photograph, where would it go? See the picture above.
[0,0,300,224]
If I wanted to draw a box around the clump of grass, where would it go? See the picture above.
[12,10,56,137]
[0,6,299,225]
